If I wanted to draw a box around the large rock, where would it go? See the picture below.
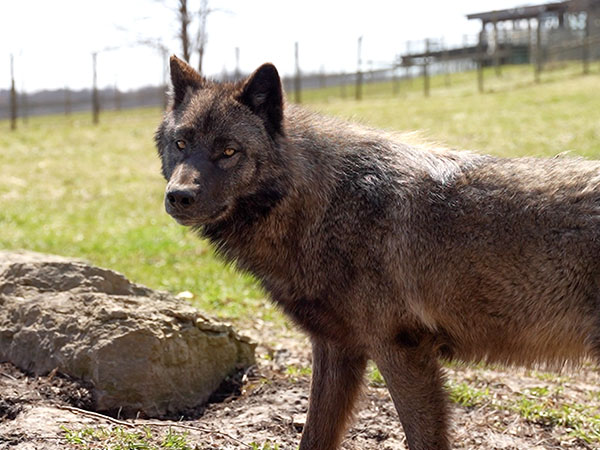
[0,250,255,417]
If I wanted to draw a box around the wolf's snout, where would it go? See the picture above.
[166,187,197,210]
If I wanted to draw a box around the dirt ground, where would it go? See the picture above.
[1,320,600,450]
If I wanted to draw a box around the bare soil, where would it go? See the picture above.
[1,320,599,450]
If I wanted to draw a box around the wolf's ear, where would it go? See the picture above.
[238,63,284,137]
[169,55,204,109]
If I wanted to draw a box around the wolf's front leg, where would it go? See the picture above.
[299,338,367,450]
[373,333,450,450]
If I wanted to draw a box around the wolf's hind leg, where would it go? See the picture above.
[299,338,367,450]
[373,331,450,450]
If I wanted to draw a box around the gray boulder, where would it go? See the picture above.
[0,250,255,417]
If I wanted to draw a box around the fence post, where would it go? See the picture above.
[161,48,168,110]
[294,42,301,104]
[528,19,534,65]
[319,66,326,89]
[462,34,469,73]
[493,18,501,76]
[10,54,17,131]
[405,41,413,87]
[65,86,71,115]
[535,16,542,83]
[92,52,99,124]
[234,47,240,80]
[477,23,485,93]
[442,40,451,87]
[423,38,430,97]
[21,90,28,124]
[583,9,590,75]
[356,36,363,101]
[114,83,121,111]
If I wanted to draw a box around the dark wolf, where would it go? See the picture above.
[155,56,600,450]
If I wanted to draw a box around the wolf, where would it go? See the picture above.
[155,56,600,450]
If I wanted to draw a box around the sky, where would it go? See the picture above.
[0,0,531,92]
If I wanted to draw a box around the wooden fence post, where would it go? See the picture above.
[405,41,413,87]
[583,9,590,75]
[294,42,301,103]
[356,36,363,101]
[10,54,17,131]
[114,84,121,111]
[319,66,326,89]
[92,52,100,124]
[535,16,542,83]
[21,90,28,124]
[528,19,534,65]
[443,40,451,87]
[477,23,485,93]
[423,38,430,97]
[493,18,502,76]
[234,47,240,80]
[65,86,71,115]
[161,48,168,111]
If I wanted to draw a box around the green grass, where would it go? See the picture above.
[307,64,600,159]
[3,64,600,444]
[0,108,266,321]
[62,425,194,450]
[285,364,312,381]
[367,362,386,387]
[447,381,491,408]
[444,380,600,444]
[1,64,599,323]
[249,441,281,450]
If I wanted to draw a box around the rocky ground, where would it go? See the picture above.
[2,319,600,450]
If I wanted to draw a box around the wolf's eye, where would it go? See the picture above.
[175,140,186,150]
[223,148,236,157]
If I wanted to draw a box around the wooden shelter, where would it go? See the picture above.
[467,0,600,85]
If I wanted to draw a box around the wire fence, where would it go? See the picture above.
[2,28,600,127]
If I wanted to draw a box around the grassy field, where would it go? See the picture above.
[3,64,600,449]
[305,63,600,158]
[1,65,599,324]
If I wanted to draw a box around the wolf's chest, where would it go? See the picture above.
[274,294,354,343]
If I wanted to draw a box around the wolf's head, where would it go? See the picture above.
[155,56,286,227]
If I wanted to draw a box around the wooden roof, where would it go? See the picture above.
[466,0,592,23]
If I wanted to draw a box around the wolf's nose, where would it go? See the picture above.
[166,188,196,209]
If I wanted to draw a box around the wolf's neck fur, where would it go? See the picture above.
[199,106,345,282]
[200,103,478,298]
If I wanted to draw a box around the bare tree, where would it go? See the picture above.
[195,0,210,74]
[158,0,225,75]
[147,0,223,76]
[177,0,191,62]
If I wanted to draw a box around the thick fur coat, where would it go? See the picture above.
[155,56,600,450]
